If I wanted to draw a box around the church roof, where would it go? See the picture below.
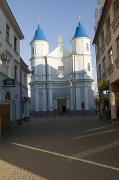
[48,46,71,58]
[32,25,47,42]
[73,22,88,39]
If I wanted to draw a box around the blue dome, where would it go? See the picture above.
[32,25,47,42]
[73,22,88,39]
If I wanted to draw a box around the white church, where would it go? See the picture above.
[30,22,94,114]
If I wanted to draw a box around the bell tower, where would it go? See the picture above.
[70,22,94,111]
[30,25,49,112]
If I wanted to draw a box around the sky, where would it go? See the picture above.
[7,0,97,80]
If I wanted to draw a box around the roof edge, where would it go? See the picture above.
[93,0,112,44]
[1,0,24,39]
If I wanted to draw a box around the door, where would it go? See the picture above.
[0,104,10,133]
[57,99,66,114]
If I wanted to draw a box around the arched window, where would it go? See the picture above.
[32,47,35,55]
[57,66,64,78]
[5,92,11,101]
[88,63,91,71]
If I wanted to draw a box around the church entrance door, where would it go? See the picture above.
[57,99,66,114]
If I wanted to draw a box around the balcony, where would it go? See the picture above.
[102,71,107,79]
[112,11,119,33]
[115,55,119,68]
[105,29,111,46]
[107,64,114,75]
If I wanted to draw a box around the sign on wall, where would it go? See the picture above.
[3,79,16,87]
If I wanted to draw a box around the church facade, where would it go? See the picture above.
[30,22,94,114]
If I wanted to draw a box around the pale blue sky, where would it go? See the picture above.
[7,0,97,78]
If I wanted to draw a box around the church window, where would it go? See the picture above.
[32,47,35,55]
[88,63,90,71]
[57,66,64,78]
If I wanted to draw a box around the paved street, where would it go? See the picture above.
[0,115,119,179]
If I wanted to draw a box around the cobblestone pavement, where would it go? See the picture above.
[0,161,46,180]
[0,115,119,179]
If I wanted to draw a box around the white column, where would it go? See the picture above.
[42,87,47,111]
[70,86,73,110]
[35,88,39,111]
[85,87,89,110]
[110,90,117,120]
[76,87,81,110]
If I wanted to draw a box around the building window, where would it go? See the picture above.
[86,43,89,51]
[102,58,106,72]
[88,63,90,71]
[14,65,17,80]
[108,48,113,65]
[96,40,100,60]
[6,23,10,43]
[106,16,111,33]
[117,36,119,57]
[32,47,35,55]
[24,74,27,85]
[114,0,119,16]
[14,36,17,52]
[100,30,105,49]
[98,64,101,80]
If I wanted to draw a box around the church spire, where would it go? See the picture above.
[72,21,88,39]
[31,24,47,42]
[57,36,63,48]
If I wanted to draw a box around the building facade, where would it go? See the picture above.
[0,0,30,125]
[20,58,31,121]
[93,0,119,120]
[30,22,94,114]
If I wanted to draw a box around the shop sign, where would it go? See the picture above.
[98,79,105,89]
[3,79,16,87]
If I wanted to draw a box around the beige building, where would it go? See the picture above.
[0,0,30,126]
[93,0,119,120]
